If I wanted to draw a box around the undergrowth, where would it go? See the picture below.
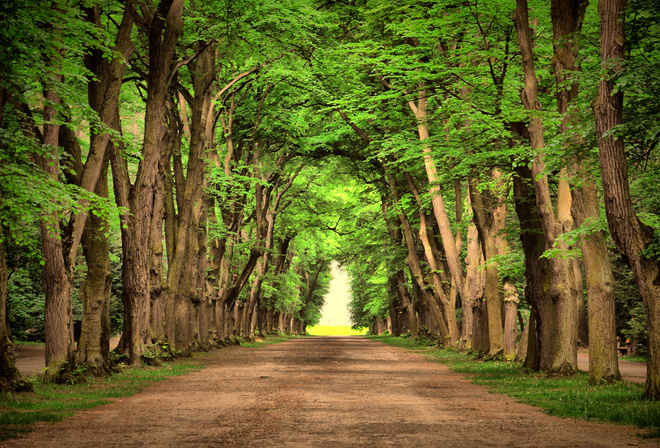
[370,334,660,435]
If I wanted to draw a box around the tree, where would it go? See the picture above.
[550,0,620,384]
[514,0,580,374]
[594,0,660,400]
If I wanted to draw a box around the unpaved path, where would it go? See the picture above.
[4,337,655,447]
[15,340,648,384]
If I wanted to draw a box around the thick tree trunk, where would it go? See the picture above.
[0,233,27,391]
[550,0,619,383]
[114,0,184,364]
[513,164,555,371]
[149,143,168,343]
[469,173,508,357]
[75,160,112,371]
[165,43,216,352]
[595,0,660,399]
[572,178,621,383]
[461,224,485,351]
[514,0,578,374]
[35,81,75,381]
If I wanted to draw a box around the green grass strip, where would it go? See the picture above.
[370,334,659,435]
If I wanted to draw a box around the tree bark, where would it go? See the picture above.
[113,0,184,364]
[513,163,555,371]
[407,87,466,300]
[75,159,112,372]
[469,172,507,357]
[404,172,459,345]
[594,0,660,399]
[461,224,485,351]
[514,0,579,375]
[0,229,28,391]
[550,0,621,384]
[383,171,448,341]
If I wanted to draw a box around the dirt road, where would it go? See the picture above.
[4,337,654,447]
[15,339,648,384]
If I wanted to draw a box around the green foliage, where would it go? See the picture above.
[612,245,647,355]
[7,268,44,342]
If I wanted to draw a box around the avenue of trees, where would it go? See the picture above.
[1,0,659,400]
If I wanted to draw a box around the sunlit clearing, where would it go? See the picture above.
[318,262,352,326]
[306,325,368,336]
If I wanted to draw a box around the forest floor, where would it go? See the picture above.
[5,337,656,447]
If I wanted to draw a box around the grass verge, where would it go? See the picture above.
[0,335,291,442]
[240,334,293,348]
[370,334,659,436]
[0,357,202,442]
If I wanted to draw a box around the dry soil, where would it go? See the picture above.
[4,336,657,447]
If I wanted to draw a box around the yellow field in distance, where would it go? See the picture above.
[306,325,369,336]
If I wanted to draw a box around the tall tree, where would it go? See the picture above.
[551,0,621,383]
[514,0,580,374]
[594,0,660,399]
[112,0,184,364]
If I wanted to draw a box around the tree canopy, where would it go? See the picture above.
[1,0,660,399]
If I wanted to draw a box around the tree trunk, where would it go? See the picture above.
[512,163,555,371]
[408,88,466,300]
[404,173,459,346]
[383,173,447,341]
[550,0,620,383]
[0,231,28,391]
[114,0,184,364]
[594,0,660,399]
[75,159,112,371]
[514,0,578,374]
[469,172,508,357]
[503,282,520,361]
[35,80,75,381]
[461,224,485,351]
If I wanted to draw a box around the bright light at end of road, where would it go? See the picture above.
[318,262,351,326]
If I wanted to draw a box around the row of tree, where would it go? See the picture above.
[0,0,659,402]
[0,0,340,387]
[332,0,659,399]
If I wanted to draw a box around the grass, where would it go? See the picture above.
[622,355,648,363]
[371,334,660,436]
[0,335,292,442]
[306,325,369,336]
[240,334,293,348]
[0,358,203,441]
[14,341,45,347]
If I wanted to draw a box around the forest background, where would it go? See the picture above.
[1,0,659,400]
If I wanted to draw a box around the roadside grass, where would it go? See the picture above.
[14,341,45,347]
[371,335,660,436]
[240,334,293,348]
[621,355,647,363]
[0,358,203,441]
[0,335,292,442]
[306,325,369,336]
